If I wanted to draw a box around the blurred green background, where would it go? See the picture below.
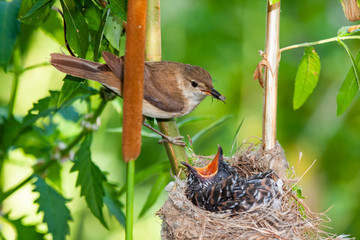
[1,0,360,239]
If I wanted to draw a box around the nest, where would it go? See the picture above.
[157,141,351,240]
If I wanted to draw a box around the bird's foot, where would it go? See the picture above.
[158,135,186,146]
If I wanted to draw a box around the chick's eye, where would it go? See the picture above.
[191,81,198,88]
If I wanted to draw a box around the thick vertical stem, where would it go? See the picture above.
[145,0,187,176]
[263,1,280,150]
[122,0,147,162]
[125,160,135,240]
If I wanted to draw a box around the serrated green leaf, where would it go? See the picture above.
[337,51,360,115]
[103,183,125,227]
[93,7,109,61]
[18,0,55,25]
[33,176,72,240]
[104,12,123,51]
[4,213,46,240]
[23,91,60,127]
[60,0,89,57]
[293,47,321,110]
[269,0,280,5]
[0,0,21,71]
[118,161,169,195]
[138,172,171,218]
[57,76,83,108]
[177,116,214,129]
[192,115,233,143]
[70,134,108,228]
[4,213,45,240]
[23,86,97,127]
[109,0,127,20]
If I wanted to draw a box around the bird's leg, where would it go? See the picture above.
[143,121,186,146]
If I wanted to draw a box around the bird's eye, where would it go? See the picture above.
[191,81,198,88]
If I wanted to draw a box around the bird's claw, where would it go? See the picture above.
[158,136,186,146]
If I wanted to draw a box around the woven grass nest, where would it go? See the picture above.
[157,140,350,240]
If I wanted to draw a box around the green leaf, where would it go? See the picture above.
[18,0,55,25]
[22,91,60,127]
[337,51,360,116]
[0,0,21,71]
[4,213,45,240]
[0,117,22,154]
[70,134,108,228]
[57,76,83,108]
[338,40,360,89]
[109,0,127,20]
[60,0,89,58]
[177,116,214,129]
[40,10,65,45]
[33,176,72,240]
[118,161,169,195]
[358,0,360,7]
[138,172,171,218]
[93,8,110,61]
[104,12,123,51]
[293,47,321,110]
[103,183,125,227]
[269,0,280,5]
[23,86,97,127]
[229,118,244,155]
[191,115,233,143]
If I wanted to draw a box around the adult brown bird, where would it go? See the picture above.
[50,52,225,144]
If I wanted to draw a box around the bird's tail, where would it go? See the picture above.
[50,53,123,96]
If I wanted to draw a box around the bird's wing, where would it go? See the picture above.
[143,62,185,113]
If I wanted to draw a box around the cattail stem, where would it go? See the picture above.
[263,1,280,150]
[145,0,188,177]
[125,160,135,240]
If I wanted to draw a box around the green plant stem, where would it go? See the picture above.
[125,160,135,240]
[0,99,108,203]
[145,0,187,177]
[280,35,360,52]
[20,62,50,73]
[157,119,188,178]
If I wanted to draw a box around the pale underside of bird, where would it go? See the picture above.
[182,146,283,213]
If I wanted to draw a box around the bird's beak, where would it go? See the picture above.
[181,146,223,179]
[202,88,226,103]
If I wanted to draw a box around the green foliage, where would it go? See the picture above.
[60,0,89,57]
[109,0,127,20]
[104,183,126,227]
[293,47,321,110]
[104,12,123,51]
[0,0,21,71]
[57,76,83,108]
[337,51,360,115]
[191,115,233,143]
[18,0,55,25]
[70,134,108,228]
[3,213,46,240]
[138,172,171,218]
[33,176,72,240]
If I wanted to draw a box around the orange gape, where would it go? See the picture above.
[193,149,220,177]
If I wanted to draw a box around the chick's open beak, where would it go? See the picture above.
[202,88,226,103]
[181,146,223,179]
